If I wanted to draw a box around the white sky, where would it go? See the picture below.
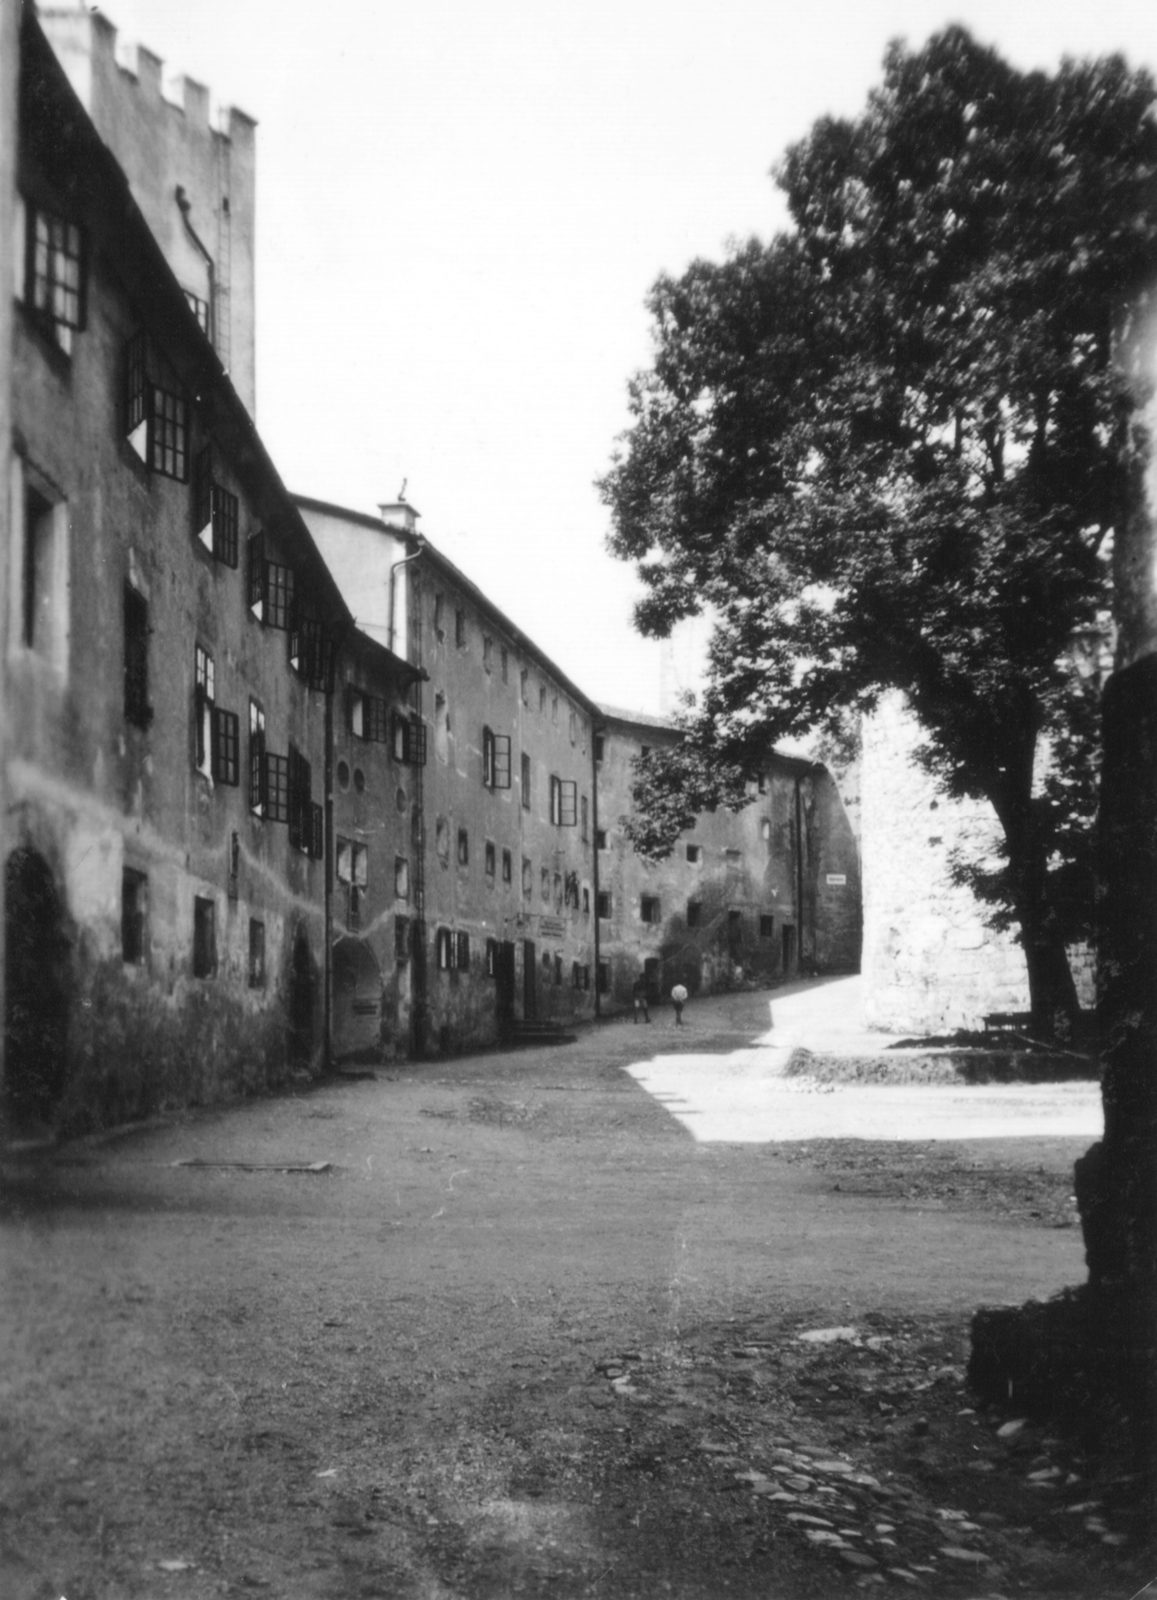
[93,0,1153,712]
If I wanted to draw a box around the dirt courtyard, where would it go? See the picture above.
[1,984,1150,1600]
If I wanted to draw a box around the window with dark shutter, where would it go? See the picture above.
[211,707,240,786]
[26,201,86,349]
[483,726,511,789]
[193,446,239,568]
[264,752,289,824]
[550,777,578,826]
[149,384,189,481]
[289,613,332,690]
[367,696,389,743]
[265,561,294,630]
[124,585,150,728]
[249,700,266,815]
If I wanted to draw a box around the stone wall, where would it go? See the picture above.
[861,694,1031,1033]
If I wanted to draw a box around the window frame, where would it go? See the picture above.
[24,197,87,349]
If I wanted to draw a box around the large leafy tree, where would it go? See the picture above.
[601,27,1157,1036]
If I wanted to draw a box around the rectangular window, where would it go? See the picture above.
[192,447,239,568]
[395,856,410,900]
[457,931,470,971]
[264,752,290,824]
[289,613,332,691]
[641,895,661,925]
[686,844,702,863]
[25,201,86,350]
[349,688,387,741]
[550,776,577,826]
[687,900,702,928]
[211,706,240,786]
[522,857,532,899]
[249,700,266,815]
[395,915,411,963]
[484,841,496,877]
[597,890,612,919]
[582,886,590,913]
[594,732,605,762]
[184,288,210,335]
[121,868,147,964]
[194,645,215,776]
[336,838,368,887]
[288,747,313,854]
[759,914,775,938]
[482,726,512,789]
[521,751,531,810]
[391,711,426,766]
[436,926,453,970]
[457,828,469,867]
[486,939,499,978]
[265,560,295,631]
[502,849,512,885]
[595,829,607,850]
[124,584,150,728]
[149,384,189,481]
[248,919,266,988]
[193,896,216,978]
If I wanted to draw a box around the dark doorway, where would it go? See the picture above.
[522,939,536,1020]
[495,941,516,1036]
[289,926,315,1069]
[333,936,381,1061]
[5,848,69,1130]
[644,956,662,1001]
[782,923,797,975]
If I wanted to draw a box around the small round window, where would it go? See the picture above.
[336,760,351,791]
[353,768,366,794]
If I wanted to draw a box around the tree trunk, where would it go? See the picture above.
[995,784,1082,1040]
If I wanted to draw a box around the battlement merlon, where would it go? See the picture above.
[35,6,257,139]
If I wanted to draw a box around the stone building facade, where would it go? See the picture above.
[595,706,862,1009]
[3,11,350,1136]
[37,2,257,414]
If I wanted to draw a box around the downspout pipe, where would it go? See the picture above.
[389,542,423,656]
[174,186,216,346]
[591,722,604,1022]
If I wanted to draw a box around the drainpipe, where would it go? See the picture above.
[591,723,603,1022]
[174,186,216,347]
[389,543,423,656]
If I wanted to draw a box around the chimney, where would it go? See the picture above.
[378,496,420,537]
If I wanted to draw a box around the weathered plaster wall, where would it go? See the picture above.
[38,6,257,415]
[596,713,860,1011]
[7,65,329,1134]
[861,694,1032,1033]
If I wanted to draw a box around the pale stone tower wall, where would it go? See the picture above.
[861,693,1031,1033]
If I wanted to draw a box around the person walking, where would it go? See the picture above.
[670,982,688,1025]
[632,973,651,1023]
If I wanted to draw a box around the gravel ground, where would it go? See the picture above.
[0,985,1149,1600]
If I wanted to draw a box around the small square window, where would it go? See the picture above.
[640,744,651,759]
[596,829,608,850]
[248,919,266,987]
[122,868,147,964]
[193,896,216,978]
[641,895,661,925]
[685,844,701,864]
[687,900,702,929]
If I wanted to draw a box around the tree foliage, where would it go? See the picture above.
[600,28,1157,1029]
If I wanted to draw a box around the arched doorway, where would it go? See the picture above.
[332,936,381,1061]
[5,848,69,1131]
[289,926,315,1070]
